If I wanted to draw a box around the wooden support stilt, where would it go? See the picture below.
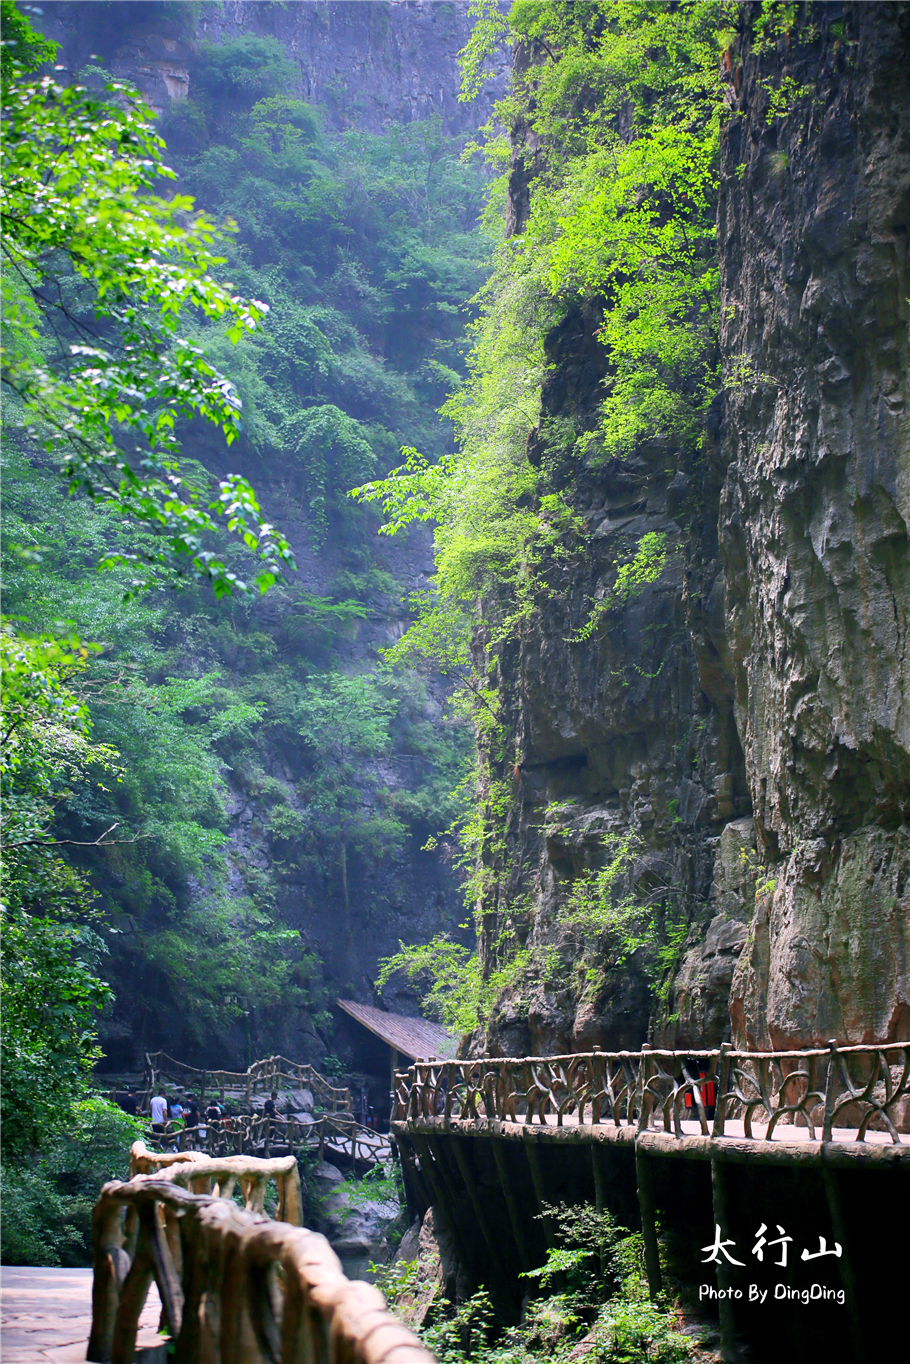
[410,1133,477,1292]
[709,1153,735,1363]
[491,1138,534,1274]
[426,1131,466,1215]
[822,1165,867,1364]
[395,1135,420,1223]
[592,1143,606,1213]
[450,1137,517,1303]
[591,1144,608,1275]
[401,1134,431,1217]
[524,1139,555,1248]
[634,1144,662,1301]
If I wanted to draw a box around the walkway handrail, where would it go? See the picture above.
[393,1041,910,1142]
[87,1175,433,1364]
[144,1050,353,1112]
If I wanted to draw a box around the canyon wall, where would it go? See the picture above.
[28,2,909,1061]
[719,1,910,1046]
[36,0,507,130]
[475,1,909,1055]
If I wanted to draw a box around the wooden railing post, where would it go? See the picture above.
[712,1042,731,1137]
[636,1044,652,1133]
[89,1168,435,1364]
[823,1039,839,1143]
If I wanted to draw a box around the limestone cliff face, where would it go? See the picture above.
[476,2,910,1056]
[472,303,752,1056]
[38,0,506,131]
[719,2,910,1046]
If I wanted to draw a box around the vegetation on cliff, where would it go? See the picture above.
[369,0,736,1037]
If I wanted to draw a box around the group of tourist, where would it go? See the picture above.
[115,1086,289,1147]
[147,1088,228,1139]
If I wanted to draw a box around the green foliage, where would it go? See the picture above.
[558,833,643,948]
[1,913,113,1166]
[0,0,56,80]
[351,240,558,612]
[379,1202,693,1364]
[359,0,731,623]
[1,43,295,597]
[194,36,297,104]
[458,0,510,102]
[282,405,375,548]
[377,937,481,1035]
[376,933,531,1037]
[335,1160,404,1215]
[571,531,668,641]
[1,616,118,1165]
[558,833,687,1004]
[612,533,668,601]
[0,1096,143,1265]
[517,1,728,458]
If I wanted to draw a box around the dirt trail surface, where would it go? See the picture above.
[0,1266,165,1362]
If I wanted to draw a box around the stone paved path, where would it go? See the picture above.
[0,1266,166,1362]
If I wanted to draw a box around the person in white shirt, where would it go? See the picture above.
[150,1089,168,1132]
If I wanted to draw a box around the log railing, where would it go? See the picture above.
[393,1042,910,1142]
[144,1050,353,1112]
[87,1169,433,1364]
[141,1114,394,1167]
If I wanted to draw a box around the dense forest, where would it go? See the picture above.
[2,0,492,1270]
[3,4,494,1075]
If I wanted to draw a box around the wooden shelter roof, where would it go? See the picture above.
[336,999,458,1061]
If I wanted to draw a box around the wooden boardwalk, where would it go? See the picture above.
[391,1045,910,1364]
[0,1267,165,1362]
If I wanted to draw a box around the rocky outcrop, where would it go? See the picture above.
[719,2,910,1046]
[673,817,756,1047]
[312,1159,403,1282]
[388,1208,469,1325]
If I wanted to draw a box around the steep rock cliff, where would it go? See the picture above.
[472,303,752,1056]
[719,2,910,1047]
[475,1,909,1056]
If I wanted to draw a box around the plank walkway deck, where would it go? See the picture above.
[0,1267,166,1362]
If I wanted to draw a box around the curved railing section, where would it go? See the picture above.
[87,1168,433,1364]
[127,1141,305,1220]
[140,1113,394,1167]
[393,1041,910,1142]
[144,1050,353,1112]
